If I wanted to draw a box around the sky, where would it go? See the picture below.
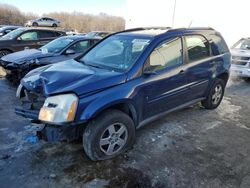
[1,0,249,45]
[126,0,250,46]
[0,0,126,16]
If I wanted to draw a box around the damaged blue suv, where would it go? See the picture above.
[15,27,231,161]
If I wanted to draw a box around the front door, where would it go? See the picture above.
[15,31,39,51]
[142,37,190,120]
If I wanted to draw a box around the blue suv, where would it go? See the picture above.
[15,27,231,161]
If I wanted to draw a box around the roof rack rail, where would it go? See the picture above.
[113,26,172,35]
[169,27,215,32]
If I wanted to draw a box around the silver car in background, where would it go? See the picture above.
[231,38,250,79]
[25,17,60,28]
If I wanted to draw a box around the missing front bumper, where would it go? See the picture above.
[37,124,84,142]
[15,106,40,120]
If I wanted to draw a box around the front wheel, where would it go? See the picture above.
[201,79,225,109]
[32,22,38,27]
[0,50,11,58]
[83,109,135,161]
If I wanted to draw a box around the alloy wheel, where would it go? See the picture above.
[212,84,223,105]
[99,123,128,156]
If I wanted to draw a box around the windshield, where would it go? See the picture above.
[1,28,24,40]
[40,37,74,53]
[232,39,250,50]
[85,32,110,38]
[85,32,96,38]
[80,35,151,72]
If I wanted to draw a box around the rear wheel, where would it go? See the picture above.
[201,79,225,109]
[83,109,135,161]
[52,23,57,28]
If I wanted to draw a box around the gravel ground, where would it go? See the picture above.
[0,74,249,188]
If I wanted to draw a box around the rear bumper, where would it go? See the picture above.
[231,65,250,78]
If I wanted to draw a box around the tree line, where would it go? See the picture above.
[0,3,125,32]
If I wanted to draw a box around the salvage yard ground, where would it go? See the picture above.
[0,72,250,188]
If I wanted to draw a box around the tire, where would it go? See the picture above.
[243,77,250,82]
[201,78,225,109]
[83,109,135,161]
[0,50,11,58]
[32,22,38,27]
[52,23,57,28]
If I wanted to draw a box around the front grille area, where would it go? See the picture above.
[22,89,45,111]
[0,59,11,67]
[232,56,250,66]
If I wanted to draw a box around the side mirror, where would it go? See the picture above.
[17,37,22,41]
[65,49,75,55]
[143,66,158,75]
[5,30,11,34]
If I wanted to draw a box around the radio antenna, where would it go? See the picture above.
[172,0,177,27]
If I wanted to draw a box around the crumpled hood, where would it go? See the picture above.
[231,49,250,57]
[1,49,53,64]
[21,59,127,96]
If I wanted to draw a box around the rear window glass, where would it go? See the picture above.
[39,31,55,38]
[185,35,210,62]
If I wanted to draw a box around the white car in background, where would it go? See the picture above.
[25,17,60,28]
[231,38,250,80]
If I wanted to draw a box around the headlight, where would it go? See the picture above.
[29,59,39,64]
[39,94,78,123]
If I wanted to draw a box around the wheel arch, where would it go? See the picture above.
[217,72,229,84]
[0,48,13,53]
[80,100,138,127]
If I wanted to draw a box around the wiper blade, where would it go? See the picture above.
[86,63,103,69]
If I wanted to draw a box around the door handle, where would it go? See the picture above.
[179,70,185,74]
[210,61,216,65]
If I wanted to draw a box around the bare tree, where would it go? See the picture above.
[0,3,125,32]
[45,12,125,32]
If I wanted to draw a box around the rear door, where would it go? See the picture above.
[141,37,190,119]
[39,18,47,26]
[37,30,57,47]
[183,34,214,100]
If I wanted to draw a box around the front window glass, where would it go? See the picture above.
[80,35,151,72]
[40,37,74,53]
[146,37,183,72]
[232,39,250,50]
[1,28,25,40]
[68,40,89,53]
[85,32,97,38]
[20,32,38,41]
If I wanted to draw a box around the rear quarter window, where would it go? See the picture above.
[210,34,229,55]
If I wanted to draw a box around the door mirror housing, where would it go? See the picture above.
[17,37,22,41]
[65,49,75,55]
[143,66,158,75]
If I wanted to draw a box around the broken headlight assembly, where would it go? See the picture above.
[39,93,78,123]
